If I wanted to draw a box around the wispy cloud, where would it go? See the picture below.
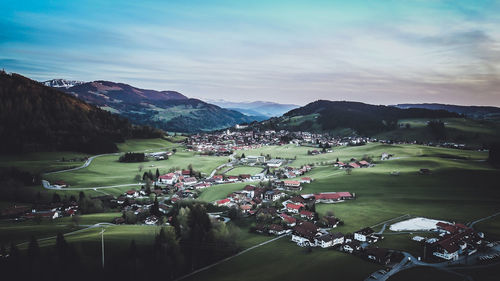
[1,0,499,106]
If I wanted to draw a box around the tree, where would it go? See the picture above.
[52,193,61,203]
[156,168,160,179]
[336,157,339,162]
[55,233,68,263]
[241,153,246,159]
[488,143,500,167]
[78,191,85,202]
[27,236,40,266]
[345,168,352,175]
[150,196,160,217]
[71,214,81,227]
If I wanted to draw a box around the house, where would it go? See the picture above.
[291,221,321,246]
[242,185,256,198]
[182,170,191,176]
[354,227,375,242]
[365,247,392,265]
[300,177,312,184]
[245,155,266,163]
[158,173,177,185]
[342,240,362,253]
[212,175,224,183]
[286,203,304,214]
[216,198,231,206]
[358,160,370,167]
[227,176,239,182]
[266,159,283,168]
[145,216,158,225]
[346,162,360,169]
[314,193,341,203]
[315,232,344,248]
[280,213,297,226]
[269,224,287,235]
[239,174,251,181]
[239,204,253,214]
[264,190,284,201]
[299,210,315,220]
[251,173,266,180]
[183,177,197,186]
[322,215,340,228]
[194,183,211,189]
[290,195,306,204]
[126,190,139,198]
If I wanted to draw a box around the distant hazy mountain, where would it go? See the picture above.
[49,80,257,133]
[395,103,500,119]
[208,100,299,117]
[0,72,161,153]
[43,79,85,89]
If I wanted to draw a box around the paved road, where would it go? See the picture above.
[43,179,142,191]
[43,153,119,175]
[468,211,500,228]
[174,234,289,281]
[16,222,115,247]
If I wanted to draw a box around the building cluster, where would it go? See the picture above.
[186,130,373,155]
[413,222,487,261]
[0,203,78,220]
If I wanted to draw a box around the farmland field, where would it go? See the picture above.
[1,139,500,281]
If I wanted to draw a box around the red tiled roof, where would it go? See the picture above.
[216,198,230,205]
[337,192,352,198]
[287,203,304,210]
[300,210,314,217]
[315,193,341,200]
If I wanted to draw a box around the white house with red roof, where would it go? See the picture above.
[280,213,297,226]
[300,177,312,184]
[182,176,198,186]
[158,173,178,185]
[215,198,231,206]
[286,203,304,214]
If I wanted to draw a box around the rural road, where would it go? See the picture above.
[174,234,289,281]
[42,179,142,191]
[468,211,500,228]
[43,153,119,175]
[16,222,115,247]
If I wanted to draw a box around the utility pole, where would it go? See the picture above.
[100,228,105,269]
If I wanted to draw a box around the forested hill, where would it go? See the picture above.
[0,72,162,154]
[57,80,258,133]
[256,100,460,135]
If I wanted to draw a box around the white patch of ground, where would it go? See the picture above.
[389,217,450,231]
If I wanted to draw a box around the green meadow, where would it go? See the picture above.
[1,139,500,281]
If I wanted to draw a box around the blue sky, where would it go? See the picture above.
[1,0,499,105]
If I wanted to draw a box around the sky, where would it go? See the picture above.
[1,0,500,106]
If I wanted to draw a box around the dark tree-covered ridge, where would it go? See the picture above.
[0,72,162,153]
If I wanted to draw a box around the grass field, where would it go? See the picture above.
[225,166,264,176]
[184,237,382,281]
[2,139,500,281]
[0,151,89,174]
[44,150,228,190]
[375,117,500,146]
[0,212,120,246]
[197,182,250,202]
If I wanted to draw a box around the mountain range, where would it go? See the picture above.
[44,79,259,132]
[208,100,299,118]
[0,72,161,153]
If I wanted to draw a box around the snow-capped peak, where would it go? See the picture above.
[43,79,85,89]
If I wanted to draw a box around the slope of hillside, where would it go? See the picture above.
[253,100,460,136]
[0,72,161,153]
[395,103,500,120]
[57,81,257,132]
